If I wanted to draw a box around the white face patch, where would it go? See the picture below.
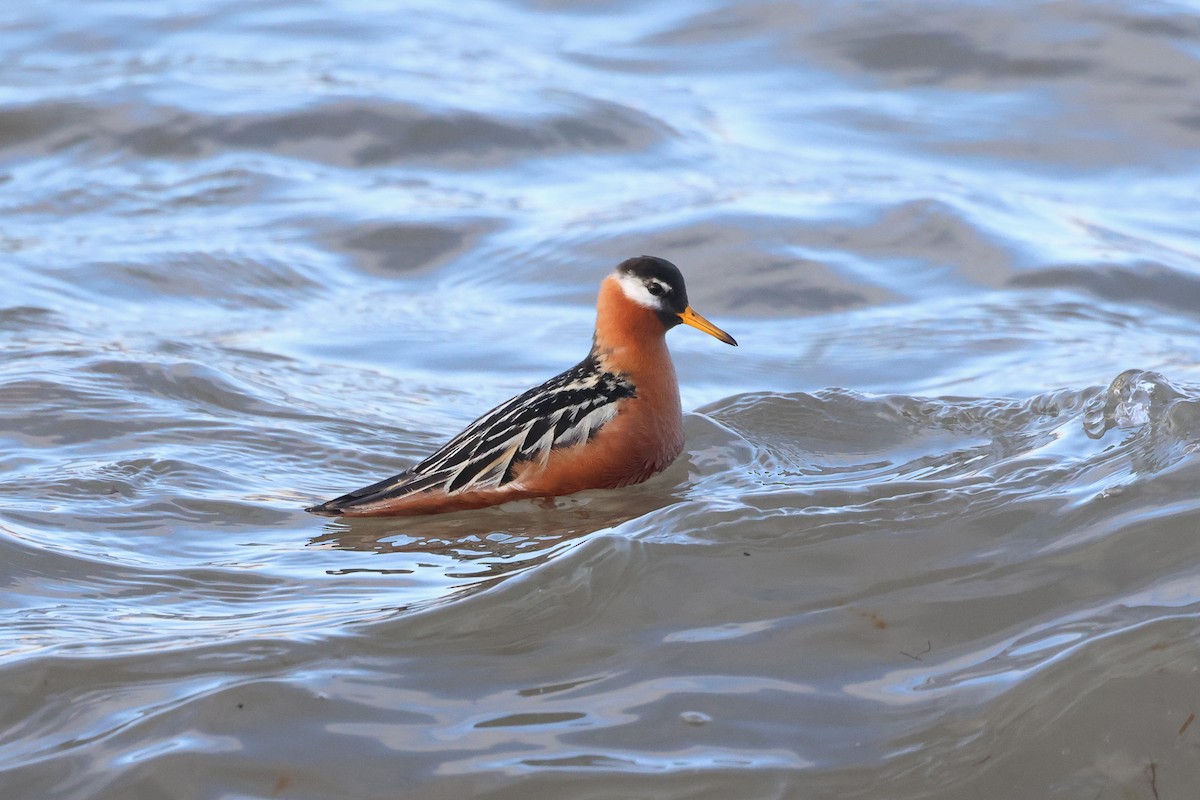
[616,272,667,310]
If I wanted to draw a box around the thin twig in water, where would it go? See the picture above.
[1179,711,1195,737]
[1145,761,1159,800]
[900,640,932,661]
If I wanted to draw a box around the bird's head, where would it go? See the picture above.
[613,256,737,346]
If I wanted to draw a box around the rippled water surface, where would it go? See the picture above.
[4,1,1200,798]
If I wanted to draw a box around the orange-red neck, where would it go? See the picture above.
[590,274,682,447]
[592,274,671,365]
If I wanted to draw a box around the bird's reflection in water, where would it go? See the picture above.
[308,485,682,591]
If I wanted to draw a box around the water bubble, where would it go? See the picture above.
[1114,384,1152,428]
[680,711,712,726]
[1083,369,1183,439]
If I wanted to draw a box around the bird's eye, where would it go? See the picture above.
[646,282,665,297]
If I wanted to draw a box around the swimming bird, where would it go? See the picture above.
[307,256,736,517]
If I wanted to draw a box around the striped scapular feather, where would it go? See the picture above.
[311,353,636,513]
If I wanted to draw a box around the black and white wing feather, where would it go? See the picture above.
[308,354,635,513]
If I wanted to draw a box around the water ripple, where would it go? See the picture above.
[4,0,1200,797]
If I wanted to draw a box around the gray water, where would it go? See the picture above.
[3,1,1200,798]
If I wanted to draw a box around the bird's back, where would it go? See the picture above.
[306,352,637,516]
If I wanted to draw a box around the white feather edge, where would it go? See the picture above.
[443,400,622,493]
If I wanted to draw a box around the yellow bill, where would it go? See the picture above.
[678,306,738,346]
